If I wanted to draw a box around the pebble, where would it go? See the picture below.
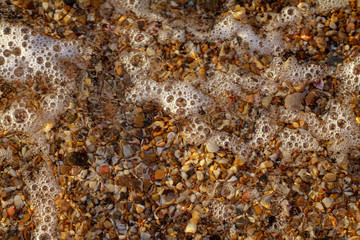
[122,144,133,158]
[323,173,337,182]
[261,96,272,108]
[136,204,145,214]
[103,220,113,229]
[140,232,151,240]
[155,169,166,180]
[99,165,111,177]
[315,202,324,211]
[254,205,262,215]
[329,21,337,29]
[260,194,272,209]
[284,92,304,110]
[325,30,338,37]
[205,141,219,153]
[185,222,197,234]
[322,197,334,208]
[59,199,72,212]
[315,36,327,49]
[13,195,24,210]
[7,206,15,216]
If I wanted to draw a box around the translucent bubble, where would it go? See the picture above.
[44,215,52,222]
[166,95,174,103]
[40,224,48,231]
[14,67,24,77]
[3,115,12,126]
[13,109,28,123]
[175,97,187,107]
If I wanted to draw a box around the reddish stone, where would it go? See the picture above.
[7,206,15,216]
[99,165,110,177]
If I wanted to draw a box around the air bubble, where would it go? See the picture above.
[14,67,24,77]
[13,109,27,123]
[37,57,44,64]
[13,47,21,56]
[175,97,187,107]
[134,33,145,42]
[3,115,12,126]
[41,225,48,231]
[3,27,11,35]
[3,49,11,57]
[44,215,52,222]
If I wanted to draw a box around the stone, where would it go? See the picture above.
[136,204,145,214]
[59,199,72,212]
[284,92,304,110]
[315,202,324,211]
[103,220,113,229]
[305,91,318,106]
[7,206,15,216]
[315,37,327,49]
[254,205,262,215]
[185,222,197,234]
[205,141,219,153]
[13,195,24,210]
[323,173,337,182]
[99,165,111,177]
[140,232,151,240]
[154,169,166,180]
[322,197,334,208]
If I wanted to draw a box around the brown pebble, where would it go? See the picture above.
[254,205,262,215]
[349,36,359,45]
[7,206,15,216]
[103,220,113,229]
[99,165,111,177]
[60,165,72,175]
[346,22,355,33]
[315,37,327,50]
[323,173,337,182]
[305,91,318,106]
[284,92,304,110]
[133,109,145,128]
[154,169,166,180]
[59,199,72,212]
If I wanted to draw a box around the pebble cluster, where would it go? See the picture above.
[0,0,360,240]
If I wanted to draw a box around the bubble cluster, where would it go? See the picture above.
[209,15,242,41]
[23,163,62,240]
[203,72,247,103]
[315,0,349,13]
[236,26,284,55]
[127,79,214,119]
[183,117,212,145]
[249,112,279,149]
[208,132,249,160]
[0,98,38,133]
[0,21,82,133]
[0,21,81,84]
[121,51,151,78]
[279,128,322,161]
[209,200,236,224]
[337,52,360,96]
[314,100,360,162]
[279,100,360,163]
[266,56,329,86]
[265,6,303,31]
